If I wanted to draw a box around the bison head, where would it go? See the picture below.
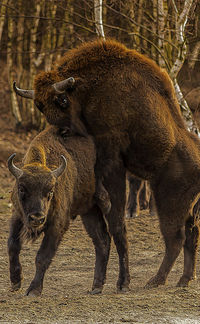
[13,77,87,136]
[8,153,67,230]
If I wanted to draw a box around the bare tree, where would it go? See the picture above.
[169,0,198,133]
[1,0,200,131]
[94,0,105,38]
[7,3,22,126]
[188,41,200,70]
[0,0,8,42]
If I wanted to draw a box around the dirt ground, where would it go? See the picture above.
[1,86,200,324]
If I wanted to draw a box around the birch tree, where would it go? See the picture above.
[2,0,199,130]
[169,0,198,133]
[94,0,105,38]
[188,41,200,70]
[157,0,168,68]
[7,7,22,126]
[0,0,8,43]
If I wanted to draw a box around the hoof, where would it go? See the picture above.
[176,275,194,287]
[126,212,138,219]
[26,287,42,297]
[89,287,103,295]
[11,281,21,292]
[145,276,166,288]
[176,281,189,288]
[117,286,130,293]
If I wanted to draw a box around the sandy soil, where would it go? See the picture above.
[1,82,200,323]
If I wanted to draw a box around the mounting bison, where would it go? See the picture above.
[7,126,112,296]
[14,38,200,290]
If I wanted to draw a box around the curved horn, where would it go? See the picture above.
[52,77,75,93]
[51,155,67,178]
[13,81,35,99]
[7,153,23,179]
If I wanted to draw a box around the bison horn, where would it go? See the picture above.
[51,155,67,178]
[8,153,23,179]
[13,81,35,99]
[52,77,75,93]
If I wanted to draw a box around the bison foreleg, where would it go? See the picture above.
[81,205,111,294]
[177,213,200,287]
[8,216,23,291]
[26,227,62,296]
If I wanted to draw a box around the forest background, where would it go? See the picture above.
[0,0,200,132]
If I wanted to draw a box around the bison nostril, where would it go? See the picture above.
[28,215,34,222]
[34,212,43,218]
[28,213,45,225]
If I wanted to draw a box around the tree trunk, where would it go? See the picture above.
[169,0,198,134]
[7,13,22,126]
[94,0,105,38]
[0,0,8,43]
[28,1,42,127]
[188,41,200,70]
[157,0,167,68]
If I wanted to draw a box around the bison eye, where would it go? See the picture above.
[54,95,69,110]
[47,191,54,201]
[18,185,26,200]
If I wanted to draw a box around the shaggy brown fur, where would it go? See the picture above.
[18,39,200,290]
[8,126,113,296]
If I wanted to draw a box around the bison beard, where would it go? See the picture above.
[14,39,200,290]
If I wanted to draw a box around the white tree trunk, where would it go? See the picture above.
[188,41,200,70]
[7,16,22,125]
[94,0,105,39]
[170,0,193,79]
[173,79,197,133]
[157,0,167,68]
[169,0,198,134]
[0,0,8,43]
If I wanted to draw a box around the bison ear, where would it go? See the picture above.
[73,77,86,90]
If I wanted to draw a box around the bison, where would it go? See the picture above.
[14,38,200,289]
[7,125,113,296]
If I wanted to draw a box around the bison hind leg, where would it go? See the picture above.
[177,209,200,287]
[145,224,185,289]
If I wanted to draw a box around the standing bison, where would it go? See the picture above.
[14,39,200,289]
[8,126,112,296]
